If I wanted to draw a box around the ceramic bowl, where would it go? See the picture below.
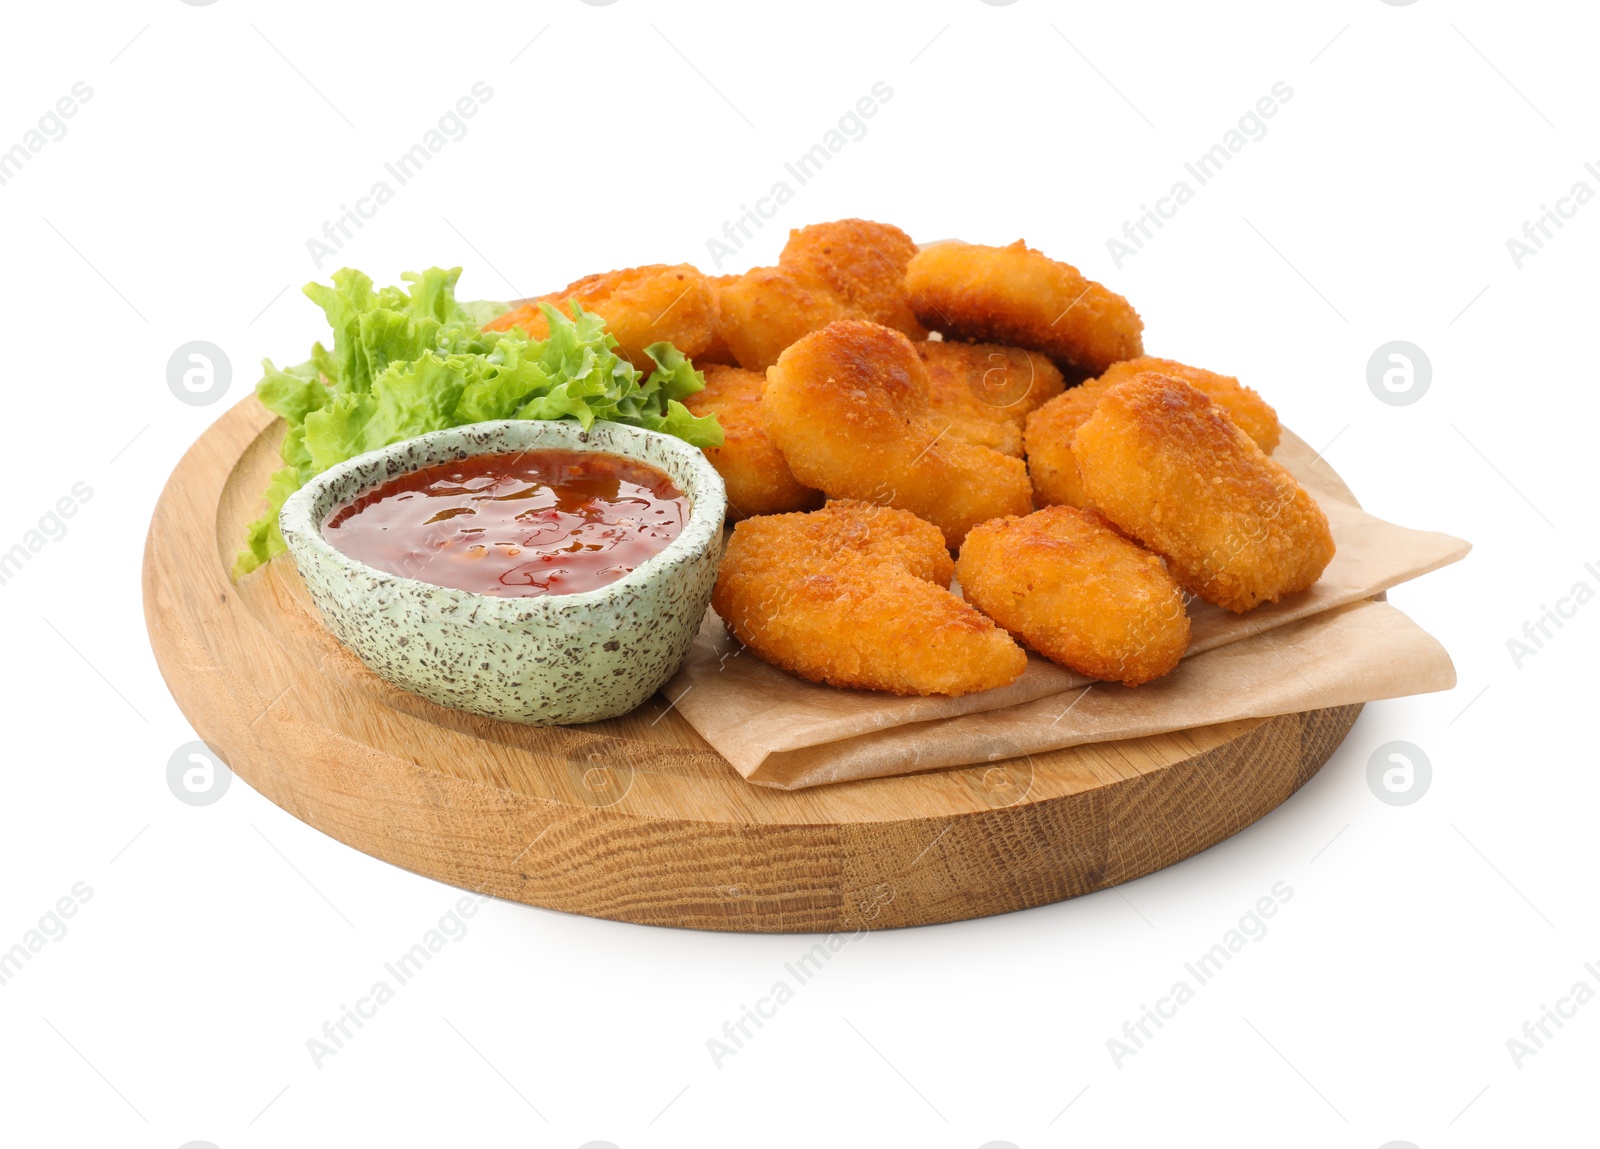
[280,419,725,725]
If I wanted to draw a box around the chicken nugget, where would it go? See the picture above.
[718,219,926,370]
[916,341,1066,457]
[957,506,1189,686]
[1025,356,1281,509]
[713,500,1025,695]
[1094,357,1279,453]
[749,498,956,584]
[763,320,1034,548]
[780,219,927,339]
[1073,374,1334,612]
[486,263,717,368]
[718,266,857,371]
[694,272,742,367]
[682,364,821,519]
[905,240,1143,374]
[1023,382,1105,509]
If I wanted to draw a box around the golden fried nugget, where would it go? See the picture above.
[916,341,1066,457]
[905,240,1143,374]
[763,320,1034,548]
[739,498,956,584]
[956,506,1189,686]
[1025,356,1281,509]
[718,219,926,370]
[713,500,1025,695]
[486,263,716,368]
[1073,374,1334,613]
[718,266,857,371]
[1024,382,1104,509]
[780,219,927,339]
[682,364,821,519]
[695,272,742,367]
[1094,358,1279,453]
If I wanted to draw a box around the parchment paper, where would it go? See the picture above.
[663,432,1468,789]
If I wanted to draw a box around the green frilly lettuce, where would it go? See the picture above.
[234,267,722,577]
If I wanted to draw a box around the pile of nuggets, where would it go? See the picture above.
[500,220,1337,695]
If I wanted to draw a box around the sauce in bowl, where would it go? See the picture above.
[324,449,688,598]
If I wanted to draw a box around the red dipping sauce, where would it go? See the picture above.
[324,450,688,598]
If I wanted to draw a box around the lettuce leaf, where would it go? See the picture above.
[232,267,721,577]
[636,342,723,446]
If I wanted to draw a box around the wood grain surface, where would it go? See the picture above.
[142,397,1362,932]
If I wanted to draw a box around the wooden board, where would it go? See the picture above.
[143,398,1362,932]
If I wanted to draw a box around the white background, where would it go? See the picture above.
[1,1,1595,1146]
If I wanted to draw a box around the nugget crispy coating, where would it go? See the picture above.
[713,501,1025,695]
[916,341,1067,457]
[734,498,956,584]
[1023,382,1104,509]
[1094,358,1279,453]
[905,240,1143,374]
[1073,374,1334,613]
[1025,356,1282,509]
[780,219,928,338]
[695,272,742,367]
[957,506,1190,686]
[718,266,857,371]
[486,263,717,368]
[763,320,1034,547]
[682,364,821,519]
[718,219,926,370]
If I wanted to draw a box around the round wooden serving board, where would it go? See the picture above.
[144,399,1361,933]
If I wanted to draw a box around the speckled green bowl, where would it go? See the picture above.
[280,420,726,726]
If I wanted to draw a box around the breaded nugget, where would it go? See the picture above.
[763,320,1034,548]
[1073,374,1334,613]
[957,506,1190,685]
[718,219,925,370]
[740,498,956,584]
[1025,356,1281,509]
[713,500,1025,695]
[916,341,1066,457]
[695,272,742,367]
[718,266,856,371]
[682,364,821,519]
[780,219,927,339]
[905,240,1143,374]
[486,263,716,367]
[1023,382,1105,509]
[1094,358,1279,453]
